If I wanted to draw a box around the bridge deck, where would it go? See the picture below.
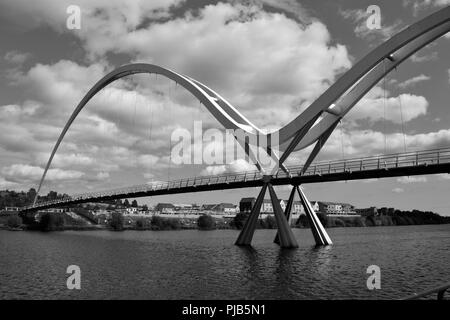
[23,148,450,212]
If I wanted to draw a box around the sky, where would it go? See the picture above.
[0,0,449,214]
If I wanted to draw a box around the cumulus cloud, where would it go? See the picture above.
[398,74,431,88]
[397,176,427,183]
[339,8,403,42]
[402,0,450,16]
[345,87,428,125]
[4,51,31,64]
[1,164,84,183]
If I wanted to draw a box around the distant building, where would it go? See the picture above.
[239,197,255,213]
[201,203,237,214]
[317,201,357,216]
[155,203,175,214]
[4,207,20,211]
[355,207,378,217]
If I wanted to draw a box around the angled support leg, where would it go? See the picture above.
[274,185,296,245]
[235,183,268,246]
[297,185,332,246]
[268,183,298,248]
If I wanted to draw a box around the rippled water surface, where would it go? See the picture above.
[1,225,449,299]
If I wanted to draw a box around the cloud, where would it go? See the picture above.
[402,0,450,16]
[392,187,404,193]
[345,87,428,125]
[398,74,431,88]
[397,176,427,184]
[1,164,84,183]
[339,8,403,42]
[201,159,256,176]
[410,52,438,63]
[4,51,31,64]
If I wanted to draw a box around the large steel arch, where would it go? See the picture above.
[34,6,450,203]
[281,18,450,153]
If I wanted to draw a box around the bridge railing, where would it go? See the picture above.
[26,147,450,210]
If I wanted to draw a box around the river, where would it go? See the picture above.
[1,225,449,299]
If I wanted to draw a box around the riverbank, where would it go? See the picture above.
[2,212,448,232]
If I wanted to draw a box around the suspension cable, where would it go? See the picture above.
[340,119,345,160]
[396,68,408,152]
[383,61,388,154]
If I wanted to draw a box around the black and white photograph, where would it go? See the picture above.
[0,0,449,309]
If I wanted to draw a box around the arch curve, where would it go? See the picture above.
[34,6,450,203]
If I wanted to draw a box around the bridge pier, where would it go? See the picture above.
[235,177,298,248]
[273,185,332,246]
[297,185,332,246]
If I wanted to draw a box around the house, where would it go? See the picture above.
[239,197,255,213]
[155,203,175,214]
[214,203,237,214]
[355,207,378,217]
[174,203,193,211]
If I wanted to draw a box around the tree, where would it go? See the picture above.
[142,204,148,211]
[197,214,216,230]
[123,199,130,207]
[131,200,138,207]
[7,215,22,228]
[231,213,248,230]
[110,212,124,231]
[39,213,64,231]
[136,218,147,229]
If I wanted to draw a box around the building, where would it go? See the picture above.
[201,203,238,214]
[239,197,319,214]
[239,197,255,213]
[317,202,357,216]
[355,207,378,217]
[155,203,175,214]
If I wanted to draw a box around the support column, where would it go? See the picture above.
[235,183,268,246]
[274,185,296,244]
[297,185,332,246]
[268,183,298,248]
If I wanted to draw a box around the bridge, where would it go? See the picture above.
[23,147,450,211]
[21,7,450,249]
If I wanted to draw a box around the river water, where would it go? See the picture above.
[1,225,449,299]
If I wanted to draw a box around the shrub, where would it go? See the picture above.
[135,218,147,229]
[39,213,64,231]
[110,212,124,231]
[231,213,248,230]
[151,216,182,230]
[334,218,346,228]
[264,215,277,229]
[197,214,216,230]
[7,215,22,228]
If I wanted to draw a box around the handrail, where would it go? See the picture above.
[26,147,450,210]
[402,282,450,300]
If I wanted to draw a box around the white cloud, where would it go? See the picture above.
[1,164,84,183]
[397,176,427,184]
[4,51,31,64]
[398,74,431,88]
[403,0,450,16]
[345,87,428,125]
[339,8,403,42]
[410,52,438,63]
[392,187,404,193]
